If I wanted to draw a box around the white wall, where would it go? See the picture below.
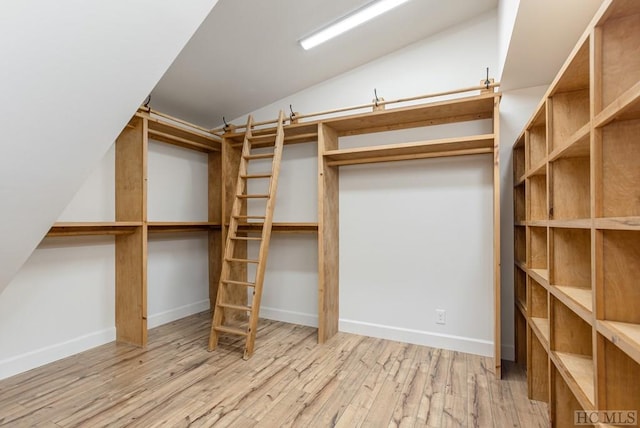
[0,140,211,380]
[0,0,218,294]
[236,10,501,357]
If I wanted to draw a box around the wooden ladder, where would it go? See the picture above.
[209,111,285,359]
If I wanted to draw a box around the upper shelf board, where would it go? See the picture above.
[324,134,495,166]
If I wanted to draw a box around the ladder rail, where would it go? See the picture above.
[209,115,254,351]
[244,110,286,358]
[209,111,286,359]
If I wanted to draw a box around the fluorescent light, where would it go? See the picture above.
[300,0,412,50]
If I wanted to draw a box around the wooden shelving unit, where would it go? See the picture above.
[222,88,502,375]
[43,78,501,372]
[46,109,223,347]
[512,1,640,424]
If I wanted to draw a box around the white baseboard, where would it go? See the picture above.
[259,306,318,327]
[148,299,210,329]
[0,300,211,381]
[339,318,494,357]
[0,328,116,381]
[258,308,494,357]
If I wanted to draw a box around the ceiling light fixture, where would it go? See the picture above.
[299,0,412,50]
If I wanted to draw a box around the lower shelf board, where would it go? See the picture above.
[530,317,550,348]
[597,320,640,365]
[551,285,593,323]
[529,268,549,285]
[47,222,142,237]
[551,351,595,410]
[147,222,221,233]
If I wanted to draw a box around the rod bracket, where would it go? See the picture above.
[372,88,385,111]
[143,95,151,111]
[481,67,494,93]
[289,104,299,124]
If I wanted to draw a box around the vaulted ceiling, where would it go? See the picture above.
[150,0,603,128]
[150,0,497,127]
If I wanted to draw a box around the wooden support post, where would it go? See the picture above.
[493,95,501,378]
[317,123,340,343]
[115,116,148,346]
[208,150,223,311]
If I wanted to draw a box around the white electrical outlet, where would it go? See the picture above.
[436,309,446,325]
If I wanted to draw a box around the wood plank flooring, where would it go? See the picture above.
[0,312,549,427]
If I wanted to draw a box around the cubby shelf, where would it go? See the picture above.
[595,216,640,230]
[529,268,549,285]
[548,122,590,162]
[549,285,592,324]
[597,320,640,365]
[513,3,640,421]
[595,80,640,127]
[551,352,595,410]
[531,317,550,348]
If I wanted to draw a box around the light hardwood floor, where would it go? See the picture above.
[0,312,549,427]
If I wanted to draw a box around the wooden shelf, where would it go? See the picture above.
[527,126,547,172]
[513,137,525,182]
[551,352,595,410]
[47,222,142,237]
[526,160,546,178]
[514,1,640,417]
[550,37,590,95]
[527,174,547,221]
[515,265,526,306]
[529,268,549,285]
[600,230,640,325]
[550,227,591,300]
[323,93,497,136]
[594,216,640,230]
[548,122,590,162]
[224,122,318,144]
[515,299,527,318]
[531,317,550,348]
[597,332,640,415]
[234,222,318,234]
[529,324,550,402]
[598,10,640,115]
[547,218,591,229]
[597,320,640,366]
[550,285,592,324]
[550,155,590,220]
[147,222,221,233]
[528,226,547,273]
[548,89,590,154]
[138,112,221,153]
[323,134,494,166]
[595,80,640,127]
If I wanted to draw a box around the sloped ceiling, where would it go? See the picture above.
[150,0,498,127]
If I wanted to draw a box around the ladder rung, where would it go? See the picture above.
[240,174,272,179]
[244,153,274,160]
[233,215,266,220]
[237,194,269,199]
[222,279,256,287]
[214,326,248,337]
[217,303,252,312]
[230,236,262,241]
[225,257,259,264]
[248,133,277,142]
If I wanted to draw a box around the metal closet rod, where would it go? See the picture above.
[212,81,500,134]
